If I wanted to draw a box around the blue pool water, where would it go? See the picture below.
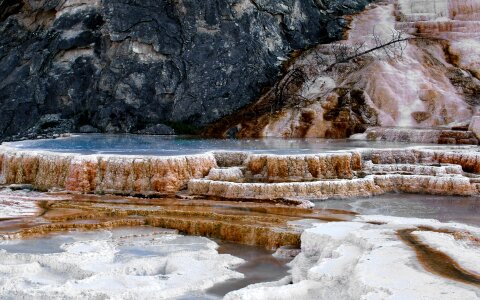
[5,134,426,156]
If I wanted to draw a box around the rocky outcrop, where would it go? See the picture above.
[136,123,175,135]
[469,116,480,139]
[0,0,372,141]
[208,0,480,138]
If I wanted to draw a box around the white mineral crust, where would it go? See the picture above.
[225,216,480,300]
[0,229,244,299]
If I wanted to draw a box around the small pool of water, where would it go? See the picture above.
[0,226,291,299]
[5,134,428,156]
[315,194,480,226]
[205,241,291,298]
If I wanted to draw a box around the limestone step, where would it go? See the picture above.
[363,162,464,176]
[357,127,479,144]
[206,167,246,183]
[244,152,362,182]
[188,177,382,201]
[363,148,480,173]
[373,174,476,195]
[189,172,479,201]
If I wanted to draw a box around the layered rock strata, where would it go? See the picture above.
[357,127,479,144]
[244,152,362,182]
[189,146,480,200]
[188,177,381,201]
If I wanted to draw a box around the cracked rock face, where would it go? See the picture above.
[0,0,371,140]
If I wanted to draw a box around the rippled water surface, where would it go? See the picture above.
[6,134,428,155]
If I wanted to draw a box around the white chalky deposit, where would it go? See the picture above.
[0,189,55,219]
[225,216,480,300]
[0,228,244,299]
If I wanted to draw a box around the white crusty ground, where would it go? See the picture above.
[0,228,244,299]
[226,215,480,300]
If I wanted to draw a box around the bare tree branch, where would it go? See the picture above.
[326,29,412,71]
[270,29,415,112]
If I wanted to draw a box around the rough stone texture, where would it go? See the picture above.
[212,151,249,167]
[245,152,362,182]
[373,174,476,196]
[207,1,480,139]
[14,114,75,140]
[206,167,245,183]
[188,177,382,200]
[364,147,480,173]
[364,162,464,176]
[79,125,100,133]
[0,0,371,140]
[187,146,480,201]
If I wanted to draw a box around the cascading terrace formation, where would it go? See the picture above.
[0,0,479,300]
[2,144,480,200]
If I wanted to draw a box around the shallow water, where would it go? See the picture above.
[5,134,427,155]
[0,227,228,298]
[398,228,480,287]
[0,189,303,299]
[0,227,290,299]
[206,241,291,298]
[315,194,480,226]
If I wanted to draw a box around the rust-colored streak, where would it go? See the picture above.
[398,228,480,287]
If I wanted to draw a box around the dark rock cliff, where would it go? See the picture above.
[0,0,371,140]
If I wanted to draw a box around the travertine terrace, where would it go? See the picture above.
[0,193,355,249]
[225,215,480,299]
[1,143,480,202]
[0,145,216,195]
